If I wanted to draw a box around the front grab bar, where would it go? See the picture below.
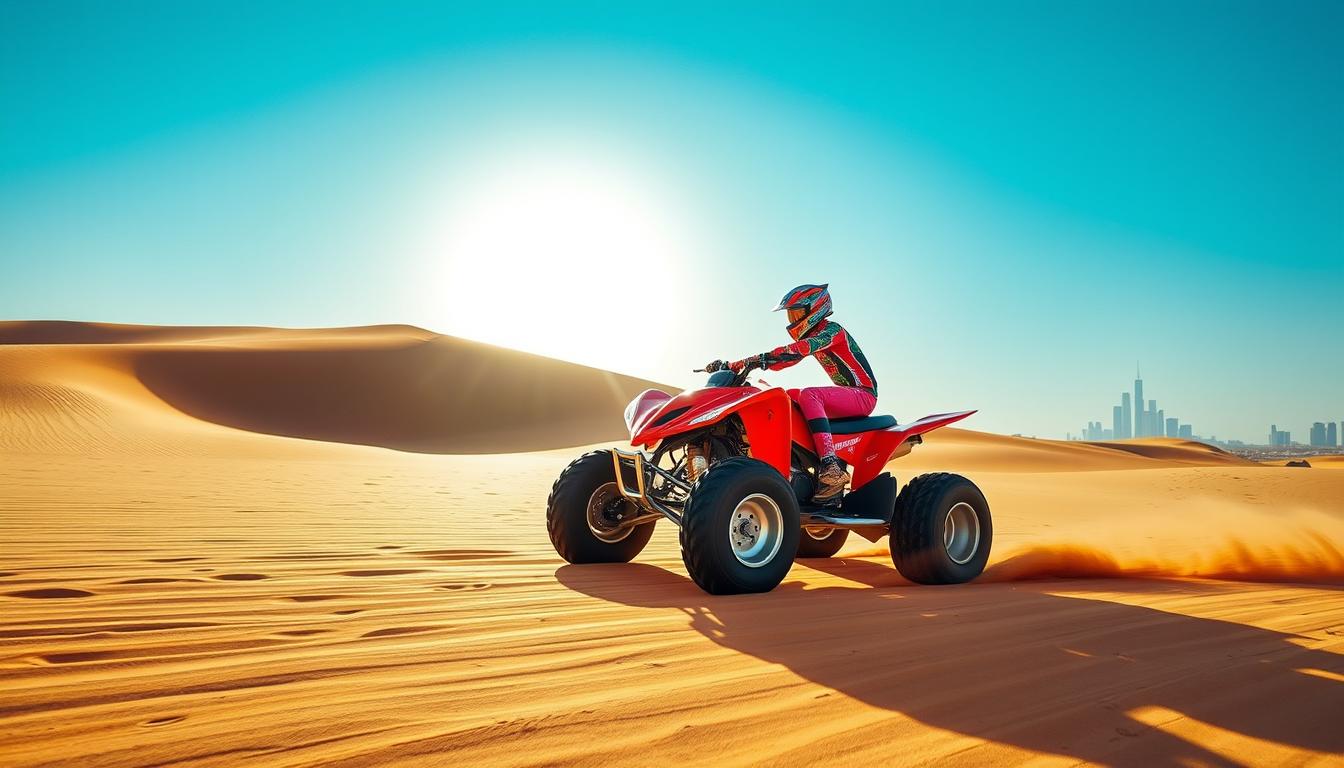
[610,448,648,501]
[610,448,683,526]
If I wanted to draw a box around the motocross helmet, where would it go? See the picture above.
[774,283,832,340]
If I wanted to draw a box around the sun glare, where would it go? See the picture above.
[426,150,696,376]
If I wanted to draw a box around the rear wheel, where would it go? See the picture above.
[890,473,991,584]
[547,451,656,564]
[796,526,849,558]
[680,457,800,594]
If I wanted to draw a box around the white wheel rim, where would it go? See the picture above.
[943,501,981,565]
[728,494,784,568]
[587,482,634,543]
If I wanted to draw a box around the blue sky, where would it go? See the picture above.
[2,1,1341,441]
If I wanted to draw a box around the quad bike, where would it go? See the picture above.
[546,357,991,595]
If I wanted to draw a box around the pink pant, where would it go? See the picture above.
[788,386,878,458]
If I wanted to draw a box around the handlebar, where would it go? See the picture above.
[693,356,767,386]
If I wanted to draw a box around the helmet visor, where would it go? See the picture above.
[787,307,807,323]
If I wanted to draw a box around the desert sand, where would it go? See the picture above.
[2,323,1341,767]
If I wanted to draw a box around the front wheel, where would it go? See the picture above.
[680,457,800,595]
[890,473,991,584]
[547,451,656,564]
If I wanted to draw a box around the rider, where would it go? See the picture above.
[705,284,878,502]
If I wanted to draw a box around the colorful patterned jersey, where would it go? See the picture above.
[734,319,878,395]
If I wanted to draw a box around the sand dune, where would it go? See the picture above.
[899,427,1257,472]
[0,321,666,454]
[2,323,1341,766]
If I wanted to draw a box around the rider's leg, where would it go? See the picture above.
[796,386,878,501]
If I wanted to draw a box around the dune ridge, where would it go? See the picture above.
[1,321,667,454]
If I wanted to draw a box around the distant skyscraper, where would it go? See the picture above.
[1134,366,1144,438]
[1082,368,1208,443]
[1310,422,1326,447]
[1328,422,1338,448]
[1179,424,1193,438]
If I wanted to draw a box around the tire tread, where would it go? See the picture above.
[891,472,989,584]
[680,457,797,594]
[546,451,653,563]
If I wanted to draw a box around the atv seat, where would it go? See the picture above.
[828,414,897,434]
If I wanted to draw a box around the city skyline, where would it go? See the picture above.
[1074,367,1339,448]
[1075,366,1205,443]
[1307,421,1342,449]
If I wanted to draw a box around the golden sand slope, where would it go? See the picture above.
[2,324,1342,766]
[0,321,665,454]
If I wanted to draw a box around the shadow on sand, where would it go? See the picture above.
[557,559,1344,765]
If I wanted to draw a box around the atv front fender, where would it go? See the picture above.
[733,387,792,478]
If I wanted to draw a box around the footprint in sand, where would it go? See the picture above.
[437,582,491,592]
[6,588,94,599]
[360,626,437,638]
[212,573,270,581]
[140,716,186,727]
[332,609,363,615]
[39,650,117,664]
[411,549,512,562]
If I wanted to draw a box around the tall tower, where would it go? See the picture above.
[1113,406,1123,441]
[1120,392,1132,439]
[1134,364,1144,438]
[1148,400,1157,437]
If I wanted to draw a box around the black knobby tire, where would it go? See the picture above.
[547,451,656,564]
[796,527,849,558]
[680,457,800,595]
[890,473,992,584]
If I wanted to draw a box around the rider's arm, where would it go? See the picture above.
[731,323,840,373]
[730,350,803,373]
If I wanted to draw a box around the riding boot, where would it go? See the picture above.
[813,457,850,502]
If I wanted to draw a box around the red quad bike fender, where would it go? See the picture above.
[830,410,977,489]
[626,386,976,491]
[627,386,794,476]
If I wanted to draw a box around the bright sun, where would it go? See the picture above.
[427,150,696,376]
